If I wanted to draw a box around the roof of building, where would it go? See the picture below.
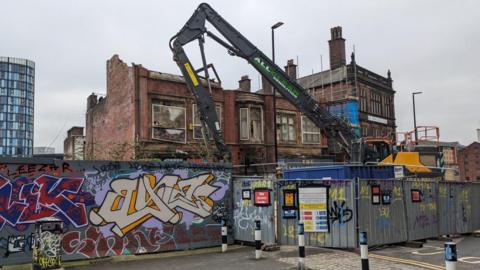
[417,140,462,148]
[297,66,347,89]
[459,141,480,152]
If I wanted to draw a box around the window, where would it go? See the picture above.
[276,112,296,143]
[359,89,367,112]
[192,104,222,139]
[370,91,382,115]
[152,103,186,143]
[239,106,263,142]
[385,97,393,118]
[301,116,321,144]
[361,125,368,137]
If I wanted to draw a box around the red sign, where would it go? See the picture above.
[254,189,271,206]
[411,190,422,202]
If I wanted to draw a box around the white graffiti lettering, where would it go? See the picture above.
[89,174,219,237]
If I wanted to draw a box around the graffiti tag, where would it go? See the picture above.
[413,214,430,229]
[329,200,353,224]
[33,231,61,269]
[89,174,219,237]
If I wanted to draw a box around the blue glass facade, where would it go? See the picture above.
[0,57,35,157]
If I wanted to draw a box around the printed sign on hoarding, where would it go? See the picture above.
[283,189,296,209]
[254,189,271,206]
[298,187,328,232]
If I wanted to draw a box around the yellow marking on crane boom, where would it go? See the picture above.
[184,63,199,86]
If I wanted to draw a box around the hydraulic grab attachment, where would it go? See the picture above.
[170,3,359,162]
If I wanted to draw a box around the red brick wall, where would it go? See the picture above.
[86,55,330,164]
[458,142,480,181]
[85,55,136,160]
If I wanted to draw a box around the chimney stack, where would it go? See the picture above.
[477,128,480,142]
[328,26,346,70]
[284,59,297,80]
[87,93,98,110]
[238,75,251,92]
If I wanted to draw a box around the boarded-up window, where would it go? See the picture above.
[250,107,262,143]
[192,104,222,140]
[152,104,186,143]
[301,116,320,144]
[240,108,249,140]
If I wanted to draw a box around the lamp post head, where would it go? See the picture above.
[271,22,284,30]
[413,91,423,95]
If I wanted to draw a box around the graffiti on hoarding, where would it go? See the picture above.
[33,231,61,269]
[329,200,352,225]
[0,233,35,256]
[7,235,26,253]
[0,175,94,230]
[89,173,220,237]
[62,224,220,258]
[0,163,74,179]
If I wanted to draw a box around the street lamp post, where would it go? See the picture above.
[412,91,423,144]
[271,21,283,164]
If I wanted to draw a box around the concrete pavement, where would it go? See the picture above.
[372,235,480,270]
[65,245,427,270]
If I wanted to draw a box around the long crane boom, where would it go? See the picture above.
[170,3,359,161]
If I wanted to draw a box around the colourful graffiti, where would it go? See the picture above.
[0,175,94,230]
[89,173,220,237]
[0,160,231,266]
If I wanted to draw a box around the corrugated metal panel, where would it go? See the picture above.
[276,178,480,249]
[232,176,275,244]
[358,180,408,246]
[454,183,472,233]
[438,182,457,235]
[404,180,439,241]
[471,183,480,230]
[277,180,356,248]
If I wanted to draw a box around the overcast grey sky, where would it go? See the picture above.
[1,0,479,152]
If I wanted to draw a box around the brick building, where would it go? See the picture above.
[294,26,396,139]
[458,142,480,181]
[64,126,85,160]
[85,55,327,167]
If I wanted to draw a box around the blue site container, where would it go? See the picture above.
[283,165,395,180]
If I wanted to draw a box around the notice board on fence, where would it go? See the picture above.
[299,187,328,232]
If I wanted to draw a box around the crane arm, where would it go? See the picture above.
[170,3,359,161]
